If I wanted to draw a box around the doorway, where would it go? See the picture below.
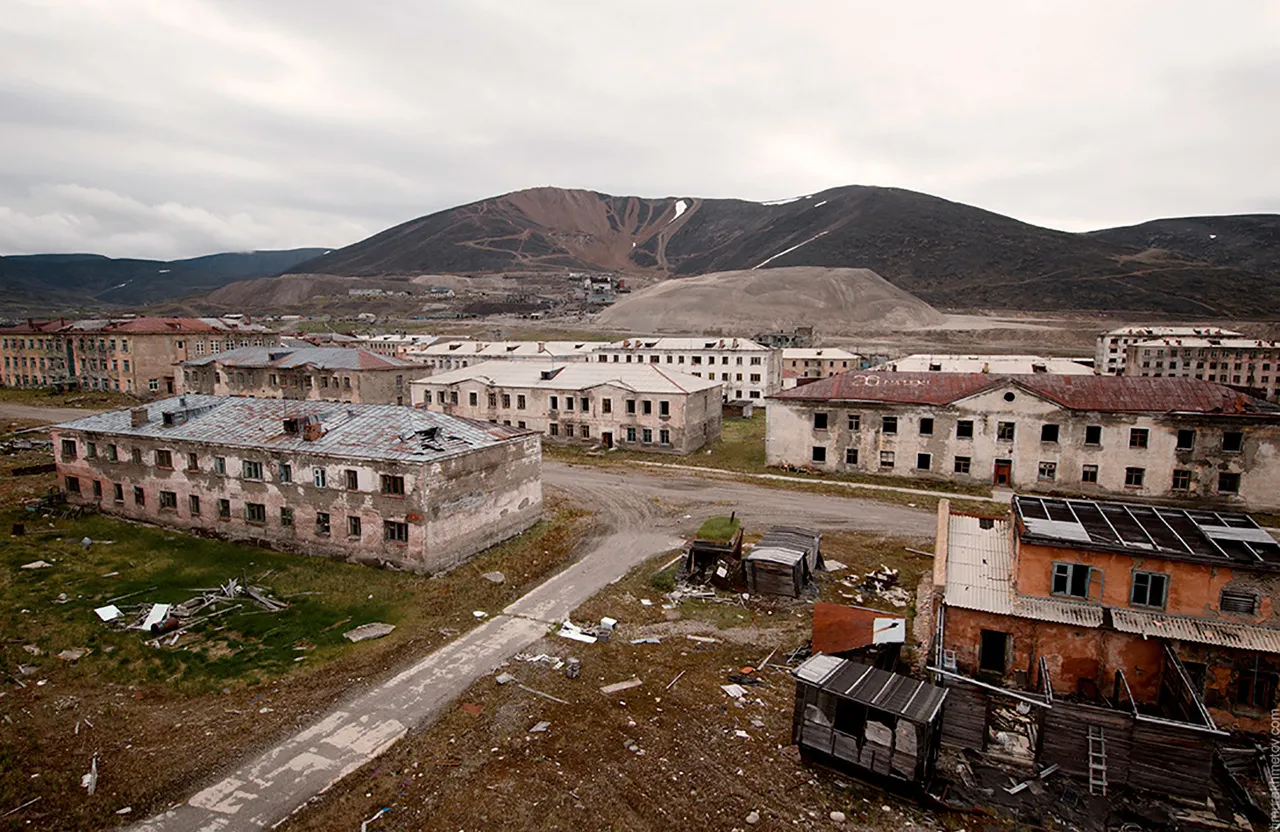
[993,459,1012,486]
[601,431,613,449]
[979,629,1009,674]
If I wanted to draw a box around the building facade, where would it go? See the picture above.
[52,395,541,573]
[767,372,1280,511]
[869,354,1093,375]
[0,317,278,394]
[349,334,439,358]
[592,337,781,402]
[410,360,722,454]
[935,495,1280,733]
[1124,337,1280,402]
[410,340,604,372]
[781,348,863,388]
[1095,326,1242,376]
[182,347,427,405]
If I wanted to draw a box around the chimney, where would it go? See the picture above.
[538,341,546,352]
[130,407,149,427]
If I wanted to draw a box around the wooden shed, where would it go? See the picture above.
[792,654,948,786]
[743,526,822,597]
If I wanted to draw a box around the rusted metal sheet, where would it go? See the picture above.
[811,603,906,655]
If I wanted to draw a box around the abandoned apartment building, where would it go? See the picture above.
[780,347,863,388]
[410,360,722,454]
[1095,325,1243,376]
[180,346,429,405]
[1122,336,1280,403]
[767,371,1280,512]
[51,395,542,573]
[592,337,782,402]
[409,340,603,371]
[926,494,1279,799]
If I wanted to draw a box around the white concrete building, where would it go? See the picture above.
[411,360,722,454]
[350,334,439,357]
[1123,337,1280,402]
[868,354,1093,375]
[780,348,863,388]
[409,340,604,372]
[52,395,542,573]
[1095,326,1243,375]
[592,337,781,402]
[766,371,1280,512]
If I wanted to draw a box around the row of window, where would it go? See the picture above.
[2,337,130,352]
[1049,561,1260,615]
[61,440,408,494]
[810,445,1243,493]
[547,423,671,444]
[813,412,1245,452]
[63,477,411,541]
[442,390,674,417]
[188,369,364,390]
[598,353,765,367]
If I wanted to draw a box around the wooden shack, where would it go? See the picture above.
[792,654,947,786]
[743,526,822,597]
[684,516,746,589]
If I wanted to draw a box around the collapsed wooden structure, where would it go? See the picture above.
[743,526,822,597]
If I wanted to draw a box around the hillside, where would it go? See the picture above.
[0,248,330,315]
[594,266,946,335]
[287,186,1280,316]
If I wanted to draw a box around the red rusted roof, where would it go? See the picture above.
[772,371,1278,415]
[811,603,907,655]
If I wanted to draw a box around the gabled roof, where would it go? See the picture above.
[772,371,1280,416]
[183,346,425,371]
[411,360,721,395]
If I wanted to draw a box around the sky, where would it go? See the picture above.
[1,0,1277,260]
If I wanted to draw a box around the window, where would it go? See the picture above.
[242,460,263,480]
[1176,429,1196,450]
[659,429,670,445]
[1222,431,1244,453]
[955,420,973,439]
[882,416,897,434]
[159,490,177,510]
[565,424,574,438]
[580,425,590,439]
[1052,562,1093,598]
[313,468,327,488]
[811,446,827,463]
[1220,589,1259,615]
[602,398,612,414]
[280,507,294,527]
[92,480,102,498]
[277,462,292,483]
[1130,571,1168,608]
[845,448,858,465]
[133,486,145,506]
[517,395,526,409]
[997,422,1015,442]
[549,424,559,437]
[1217,471,1241,494]
[919,418,934,436]
[879,450,895,469]
[549,395,558,410]
[450,391,459,405]
[344,469,359,490]
[217,498,230,519]
[189,495,201,516]
[642,428,653,444]
[380,474,405,495]
[1124,467,1145,488]
[1081,464,1099,483]
[848,414,861,431]
[954,456,971,474]
[580,397,588,412]
[60,438,77,460]
[245,503,267,525]
[214,456,227,475]
[813,412,828,430]
[642,400,652,415]
[1038,461,1057,481]
[1040,424,1059,443]
[384,520,409,543]
[1236,670,1278,710]
[186,452,199,471]
[113,482,124,502]
[106,444,118,462]
[65,475,80,494]
[625,426,636,442]
[916,452,931,470]
[1129,428,1149,449]
[626,399,636,415]
[315,511,330,535]
[131,447,142,464]
[1084,425,1102,446]
[469,391,478,406]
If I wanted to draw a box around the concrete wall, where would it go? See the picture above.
[592,347,782,400]
[766,387,1280,511]
[412,379,722,454]
[182,363,422,405]
[51,427,541,574]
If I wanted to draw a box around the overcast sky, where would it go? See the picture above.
[1,0,1277,259]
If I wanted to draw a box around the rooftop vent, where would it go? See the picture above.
[540,367,563,381]
[929,363,942,372]
[130,407,149,427]
[268,350,293,361]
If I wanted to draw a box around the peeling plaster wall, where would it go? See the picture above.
[182,364,424,405]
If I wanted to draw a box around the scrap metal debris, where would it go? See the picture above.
[90,576,290,646]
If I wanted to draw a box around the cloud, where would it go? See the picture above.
[0,0,1277,259]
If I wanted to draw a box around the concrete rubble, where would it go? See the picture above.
[343,623,396,643]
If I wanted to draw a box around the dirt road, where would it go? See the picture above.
[133,462,933,831]
[0,402,106,424]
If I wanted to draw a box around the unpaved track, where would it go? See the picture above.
[0,402,106,423]
[132,462,932,831]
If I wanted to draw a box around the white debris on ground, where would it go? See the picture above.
[343,622,396,643]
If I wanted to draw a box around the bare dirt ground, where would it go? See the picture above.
[0,402,108,424]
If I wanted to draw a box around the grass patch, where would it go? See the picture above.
[695,515,740,542]
[0,387,137,408]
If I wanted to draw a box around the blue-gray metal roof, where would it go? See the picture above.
[52,395,528,464]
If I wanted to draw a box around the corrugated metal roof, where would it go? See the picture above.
[1111,608,1280,654]
[411,359,721,394]
[795,654,844,684]
[744,526,821,568]
[52,395,527,463]
[602,337,770,352]
[798,657,947,724]
[183,346,424,371]
[772,371,1279,416]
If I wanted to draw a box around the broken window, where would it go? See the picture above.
[380,474,405,495]
[242,460,263,480]
[848,414,861,431]
[64,475,80,494]
[581,425,590,439]
[879,450,895,469]
[218,498,231,519]
[1052,562,1093,598]
[518,395,527,409]
[384,520,409,543]
[812,446,827,463]
[954,456,971,474]
[580,397,589,411]
[189,495,200,516]
[1218,471,1241,494]
[131,447,142,464]
[313,468,327,488]
[133,486,145,506]
[659,400,670,417]
[60,438,77,460]
[997,422,1015,442]
[1222,431,1244,453]
[882,416,897,434]
[564,396,573,411]
[107,444,118,461]
[1082,464,1099,483]
[1171,469,1192,491]
[469,391,478,406]
[1038,461,1057,481]
[845,448,858,465]
[113,482,124,502]
[159,490,177,510]
[280,507,293,527]
[1130,571,1168,608]
[347,516,362,538]
[1129,428,1149,449]
[92,480,102,498]
[214,456,227,475]
[956,419,973,439]
[1124,466,1145,488]
[919,417,934,435]
[642,400,652,415]
[1176,429,1196,450]
[315,511,330,535]
[814,412,828,430]
[1041,424,1059,443]
[602,398,612,413]
[916,452,931,470]
[1235,669,1278,709]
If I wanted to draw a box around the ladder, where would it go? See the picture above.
[1087,725,1108,796]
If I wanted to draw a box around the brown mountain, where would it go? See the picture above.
[285,186,1280,316]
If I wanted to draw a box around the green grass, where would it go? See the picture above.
[694,515,740,542]
[0,387,137,408]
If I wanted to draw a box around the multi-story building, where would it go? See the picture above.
[935,494,1280,735]
[869,354,1092,375]
[766,371,1280,511]
[349,334,439,358]
[51,395,541,573]
[1124,337,1280,402]
[1095,326,1242,376]
[181,347,427,405]
[410,340,604,372]
[410,360,722,454]
[592,337,781,402]
[781,348,863,388]
[0,317,278,394]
